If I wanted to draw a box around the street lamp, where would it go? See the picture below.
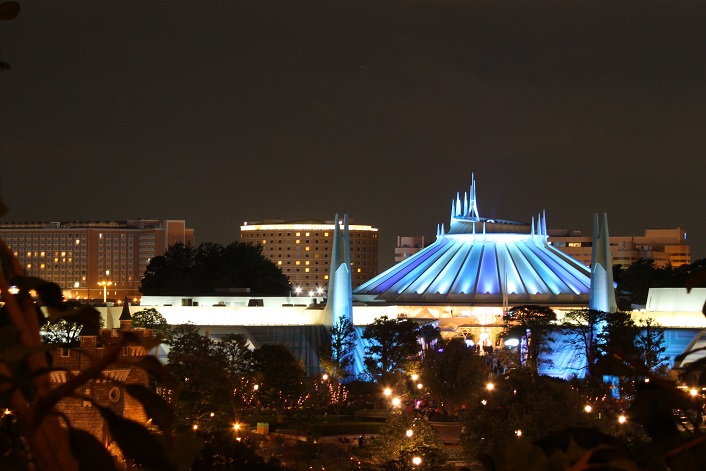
[486,382,495,392]
[98,280,112,303]
[584,405,592,414]
[406,429,413,437]
[412,456,422,466]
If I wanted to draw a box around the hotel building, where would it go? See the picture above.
[239,219,379,292]
[0,220,194,302]
[548,227,690,267]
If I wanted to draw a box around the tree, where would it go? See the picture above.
[318,316,356,414]
[140,241,290,296]
[167,325,227,431]
[252,344,306,423]
[362,315,420,383]
[503,305,557,376]
[40,301,106,345]
[420,338,489,415]
[635,318,669,374]
[140,242,197,295]
[417,323,441,357]
[131,307,172,341]
[370,414,446,470]
[460,368,591,460]
[561,309,608,377]
[166,325,254,432]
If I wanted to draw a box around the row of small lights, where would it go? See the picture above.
[292,286,325,296]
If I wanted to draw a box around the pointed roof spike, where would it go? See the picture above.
[531,216,535,236]
[463,192,469,216]
[450,199,455,221]
[543,210,548,236]
[469,174,480,219]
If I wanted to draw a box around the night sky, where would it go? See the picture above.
[1,0,705,270]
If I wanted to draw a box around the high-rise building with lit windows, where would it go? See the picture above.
[239,219,379,292]
[548,227,690,268]
[0,220,194,302]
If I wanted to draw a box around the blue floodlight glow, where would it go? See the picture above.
[353,176,591,305]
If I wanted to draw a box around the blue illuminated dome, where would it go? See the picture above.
[354,175,591,306]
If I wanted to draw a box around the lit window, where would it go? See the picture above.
[296,240,300,244]
[357,268,361,273]
[296,261,301,265]
[305,261,310,265]
[305,247,310,251]
[305,268,310,272]
[324,275,329,280]
[324,232,329,236]
[296,232,300,236]
[277,261,282,265]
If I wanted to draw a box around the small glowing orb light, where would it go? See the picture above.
[584,405,592,413]
[406,429,413,437]
[412,456,422,466]
[515,429,522,437]
[618,415,627,424]
[411,374,419,381]
[383,388,392,397]
[322,374,329,381]
[486,383,495,391]
[417,383,423,390]
[392,397,401,407]
[690,389,699,397]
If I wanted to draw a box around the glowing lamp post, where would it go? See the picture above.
[98,280,112,303]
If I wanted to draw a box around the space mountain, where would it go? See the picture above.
[353,175,602,309]
[315,175,617,378]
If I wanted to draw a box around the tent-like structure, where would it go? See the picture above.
[354,175,592,308]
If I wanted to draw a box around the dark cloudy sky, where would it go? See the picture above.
[1,0,704,270]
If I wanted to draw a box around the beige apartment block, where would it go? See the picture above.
[394,236,426,263]
[0,219,194,302]
[240,219,379,292]
[548,227,690,267]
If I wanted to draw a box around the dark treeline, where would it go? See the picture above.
[140,242,291,296]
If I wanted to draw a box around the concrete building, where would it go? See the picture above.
[394,236,425,263]
[548,227,690,267]
[240,219,379,292]
[0,219,194,301]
